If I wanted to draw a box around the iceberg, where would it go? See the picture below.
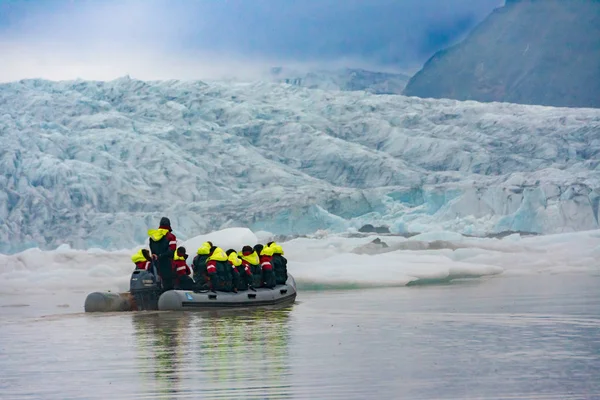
[0,78,599,253]
[2,228,599,295]
[181,227,258,255]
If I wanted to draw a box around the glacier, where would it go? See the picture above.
[1,77,599,253]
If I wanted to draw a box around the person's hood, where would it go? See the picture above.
[228,251,242,267]
[208,247,228,262]
[197,242,212,255]
[269,242,284,255]
[240,251,259,265]
[131,249,147,263]
[260,246,274,257]
[148,228,169,241]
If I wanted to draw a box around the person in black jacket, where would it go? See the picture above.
[227,249,252,291]
[192,241,212,289]
[206,246,234,292]
[241,245,262,289]
[267,241,288,285]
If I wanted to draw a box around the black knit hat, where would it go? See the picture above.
[159,217,171,227]
[253,244,263,254]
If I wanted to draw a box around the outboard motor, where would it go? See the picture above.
[130,266,162,311]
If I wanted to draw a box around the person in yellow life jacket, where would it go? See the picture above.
[226,249,249,292]
[132,249,152,271]
[206,246,233,292]
[240,245,262,288]
[267,241,288,285]
[148,217,177,290]
[172,247,195,291]
[192,241,212,289]
[258,245,276,289]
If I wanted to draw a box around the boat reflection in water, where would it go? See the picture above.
[131,304,294,399]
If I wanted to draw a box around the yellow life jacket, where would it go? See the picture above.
[208,247,228,262]
[260,246,274,257]
[148,228,169,242]
[173,251,186,261]
[240,251,259,265]
[269,242,284,255]
[228,251,242,267]
[197,241,212,255]
[131,249,147,264]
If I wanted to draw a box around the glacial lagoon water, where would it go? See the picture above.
[1,273,599,399]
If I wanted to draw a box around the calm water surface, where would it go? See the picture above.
[1,274,599,399]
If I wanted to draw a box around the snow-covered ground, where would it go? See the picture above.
[1,227,599,294]
[1,77,599,253]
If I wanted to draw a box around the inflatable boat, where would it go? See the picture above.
[158,281,296,310]
[84,269,297,312]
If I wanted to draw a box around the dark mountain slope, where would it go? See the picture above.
[404,0,600,108]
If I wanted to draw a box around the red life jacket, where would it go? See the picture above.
[260,255,273,271]
[131,249,151,271]
[135,261,151,271]
[172,258,190,277]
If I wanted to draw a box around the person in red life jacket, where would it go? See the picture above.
[192,241,213,289]
[227,249,250,292]
[172,247,195,290]
[206,246,233,292]
[257,244,276,288]
[131,248,152,271]
[241,245,261,289]
[148,217,177,290]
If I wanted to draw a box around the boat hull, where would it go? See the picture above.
[84,274,297,312]
[158,275,297,310]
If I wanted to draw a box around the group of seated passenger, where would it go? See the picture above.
[131,240,288,293]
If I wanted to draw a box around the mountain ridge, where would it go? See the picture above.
[404,0,600,108]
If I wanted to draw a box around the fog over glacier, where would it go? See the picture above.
[1,77,599,253]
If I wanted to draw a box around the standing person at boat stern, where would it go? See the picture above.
[148,217,177,291]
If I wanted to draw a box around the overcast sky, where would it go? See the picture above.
[0,0,504,82]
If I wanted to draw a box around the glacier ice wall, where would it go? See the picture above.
[1,77,599,253]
